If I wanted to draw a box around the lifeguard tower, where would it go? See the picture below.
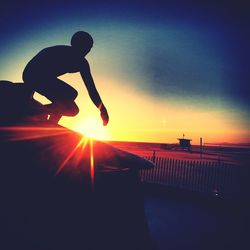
[177,134,192,152]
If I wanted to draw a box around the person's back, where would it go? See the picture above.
[22,31,109,125]
[23,45,82,77]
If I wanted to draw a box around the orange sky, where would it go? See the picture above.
[32,73,249,145]
[2,51,249,145]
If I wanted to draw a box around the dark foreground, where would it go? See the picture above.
[0,124,154,250]
[144,184,250,250]
[1,124,249,250]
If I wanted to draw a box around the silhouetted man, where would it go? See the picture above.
[22,31,109,125]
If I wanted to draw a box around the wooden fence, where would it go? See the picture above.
[140,156,245,197]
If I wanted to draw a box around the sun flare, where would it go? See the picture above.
[73,117,111,141]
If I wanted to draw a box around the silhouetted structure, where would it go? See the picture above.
[0,78,154,249]
[0,127,154,250]
[177,137,192,151]
[0,80,47,124]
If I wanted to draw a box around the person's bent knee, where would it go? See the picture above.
[64,102,79,116]
[48,102,79,117]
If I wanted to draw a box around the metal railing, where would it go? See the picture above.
[140,156,245,197]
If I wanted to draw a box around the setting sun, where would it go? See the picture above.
[73,116,111,141]
[33,91,111,141]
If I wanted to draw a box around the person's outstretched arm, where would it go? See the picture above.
[80,59,109,126]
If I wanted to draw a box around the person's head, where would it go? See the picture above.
[71,31,94,56]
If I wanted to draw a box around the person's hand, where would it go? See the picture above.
[100,106,109,126]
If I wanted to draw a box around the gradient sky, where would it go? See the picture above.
[0,0,249,144]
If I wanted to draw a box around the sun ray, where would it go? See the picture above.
[0,126,71,141]
[55,136,88,175]
[90,138,95,186]
[1,125,97,184]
